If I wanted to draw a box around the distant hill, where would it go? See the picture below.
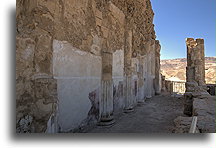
[161,57,216,84]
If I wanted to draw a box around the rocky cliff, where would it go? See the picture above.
[161,57,216,84]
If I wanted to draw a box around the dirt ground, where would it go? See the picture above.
[85,93,184,133]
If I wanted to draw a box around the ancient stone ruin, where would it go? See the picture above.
[16,0,162,133]
[174,38,215,133]
[184,38,210,116]
[16,0,215,134]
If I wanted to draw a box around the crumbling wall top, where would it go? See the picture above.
[186,38,204,48]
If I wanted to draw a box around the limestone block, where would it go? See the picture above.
[174,116,193,133]
[37,0,57,16]
[183,92,193,116]
[34,28,52,74]
[16,37,35,80]
[95,9,102,19]
[16,36,36,131]
[34,78,57,104]
[95,17,102,26]
[108,1,125,25]
[192,97,215,133]
[34,9,55,35]
[101,26,109,38]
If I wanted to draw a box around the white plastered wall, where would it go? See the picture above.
[53,40,101,132]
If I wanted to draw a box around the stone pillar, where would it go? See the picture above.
[99,51,115,125]
[142,39,152,99]
[154,40,161,95]
[137,55,145,103]
[151,42,156,97]
[186,38,206,86]
[184,38,209,116]
[161,75,166,92]
[146,52,152,98]
[124,30,134,112]
[143,55,148,98]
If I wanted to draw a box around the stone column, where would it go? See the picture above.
[186,38,205,87]
[143,55,148,98]
[154,40,161,95]
[137,55,145,104]
[161,75,166,92]
[99,51,115,125]
[144,40,153,99]
[146,51,153,98]
[150,42,156,97]
[184,38,209,116]
[124,30,134,113]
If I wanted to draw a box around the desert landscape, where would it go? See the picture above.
[161,57,216,84]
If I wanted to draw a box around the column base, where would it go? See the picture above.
[137,100,146,106]
[98,116,115,126]
[124,107,134,113]
[146,96,152,99]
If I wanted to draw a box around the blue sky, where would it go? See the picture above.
[151,0,216,59]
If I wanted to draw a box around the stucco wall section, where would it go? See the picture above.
[113,50,125,112]
[53,40,101,132]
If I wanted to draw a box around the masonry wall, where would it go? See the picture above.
[16,0,161,133]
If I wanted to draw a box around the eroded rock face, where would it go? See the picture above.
[16,0,160,133]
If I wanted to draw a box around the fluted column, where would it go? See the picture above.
[99,51,115,126]
[124,30,134,113]
[137,56,145,104]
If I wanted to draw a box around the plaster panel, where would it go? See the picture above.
[57,78,100,132]
[53,40,102,132]
[53,40,102,78]
[113,50,124,77]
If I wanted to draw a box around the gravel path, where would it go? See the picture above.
[86,93,184,133]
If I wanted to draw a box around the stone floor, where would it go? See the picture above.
[85,93,184,133]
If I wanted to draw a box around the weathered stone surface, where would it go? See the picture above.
[16,115,34,133]
[154,40,161,94]
[16,0,58,133]
[193,97,215,133]
[16,0,160,133]
[184,38,209,116]
[176,38,215,133]
[183,92,193,116]
[186,38,205,86]
[174,116,193,133]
